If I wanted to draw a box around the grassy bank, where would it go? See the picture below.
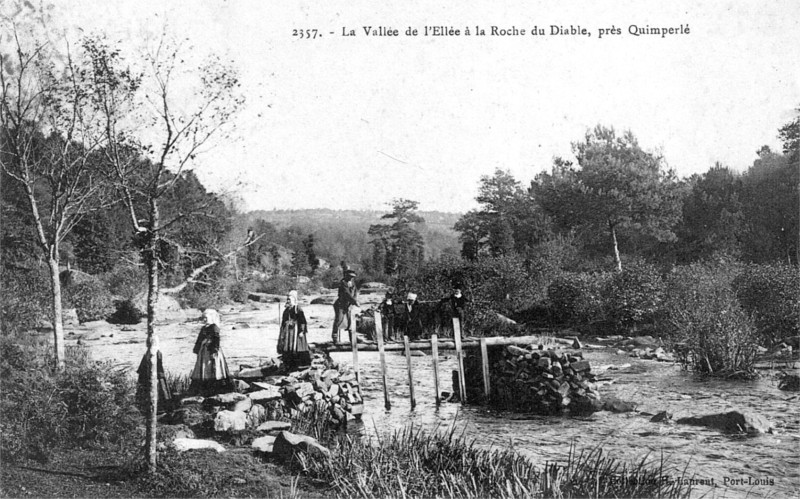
[289,424,692,499]
[2,333,692,498]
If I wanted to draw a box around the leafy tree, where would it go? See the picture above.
[778,104,799,164]
[455,169,550,259]
[740,146,798,265]
[369,199,425,276]
[532,125,683,271]
[676,164,744,263]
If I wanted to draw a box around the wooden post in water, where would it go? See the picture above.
[404,335,416,409]
[480,337,490,402]
[453,318,467,404]
[374,312,391,410]
[431,333,441,406]
[350,312,360,385]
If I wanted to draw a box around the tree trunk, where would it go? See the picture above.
[47,256,66,370]
[145,200,160,473]
[610,223,622,271]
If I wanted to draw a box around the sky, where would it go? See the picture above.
[30,1,800,212]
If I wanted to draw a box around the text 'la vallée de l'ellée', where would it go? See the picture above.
[332,24,690,38]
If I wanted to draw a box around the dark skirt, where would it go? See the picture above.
[280,320,310,368]
[278,320,309,354]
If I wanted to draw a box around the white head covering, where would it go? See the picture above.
[203,309,221,326]
[288,290,298,306]
[407,292,417,302]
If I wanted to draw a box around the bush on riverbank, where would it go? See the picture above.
[660,263,757,376]
[0,336,139,463]
[733,263,800,345]
[295,424,692,498]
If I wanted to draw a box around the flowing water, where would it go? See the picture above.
[68,299,800,499]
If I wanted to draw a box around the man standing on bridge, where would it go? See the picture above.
[332,269,359,343]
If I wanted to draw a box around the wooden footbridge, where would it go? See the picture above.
[310,312,554,410]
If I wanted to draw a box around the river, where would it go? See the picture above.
[66,297,800,498]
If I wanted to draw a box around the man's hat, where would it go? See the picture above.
[345,269,357,277]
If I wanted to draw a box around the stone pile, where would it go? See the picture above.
[167,352,363,438]
[466,344,603,415]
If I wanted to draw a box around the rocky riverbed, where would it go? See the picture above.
[60,292,800,498]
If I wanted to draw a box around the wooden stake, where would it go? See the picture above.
[404,335,416,409]
[431,333,441,406]
[480,337,490,402]
[374,312,391,410]
[453,318,467,404]
[350,316,360,385]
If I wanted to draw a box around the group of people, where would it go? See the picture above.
[376,286,468,342]
[328,267,468,343]
[140,267,469,400]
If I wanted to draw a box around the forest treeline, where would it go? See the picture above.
[1,24,797,371]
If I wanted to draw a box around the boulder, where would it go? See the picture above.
[248,387,282,403]
[214,410,247,432]
[272,431,331,459]
[247,404,266,428]
[650,411,672,423]
[63,308,80,326]
[237,360,282,379]
[173,438,226,453]
[495,313,517,325]
[676,411,772,434]
[572,337,583,349]
[256,421,292,432]
[310,295,337,305]
[251,435,276,453]
[232,397,253,413]
[204,392,247,409]
[627,336,658,348]
[247,292,282,303]
[602,398,637,413]
[778,373,800,392]
[180,396,205,406]
[506,345,528,357]
[134,292,181,314]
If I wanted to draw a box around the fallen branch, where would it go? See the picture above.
[161,233,263,294]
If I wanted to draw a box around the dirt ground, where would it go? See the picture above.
[1,447,330,498]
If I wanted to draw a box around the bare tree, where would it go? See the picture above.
[83,33,245,472]
[1,27,113,369]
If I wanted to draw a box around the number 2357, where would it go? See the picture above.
[293,29,319,39]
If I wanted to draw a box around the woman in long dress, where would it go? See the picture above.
[278,290,310,370]
[189,309,233,395]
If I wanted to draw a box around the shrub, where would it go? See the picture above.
[0,339,138,463]
[547,272,609,325]
[178,282,229,310]
[101,264,146,301]
[227,280,252,303]
[0,265,50,334]
[603,260,665,330]
[64,280,115,323]
[257,275,296,295]
[660,263,757,377]
[108,299,144,324]
[733,263,800,345]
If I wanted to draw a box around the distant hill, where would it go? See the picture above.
[242,208,462,264]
